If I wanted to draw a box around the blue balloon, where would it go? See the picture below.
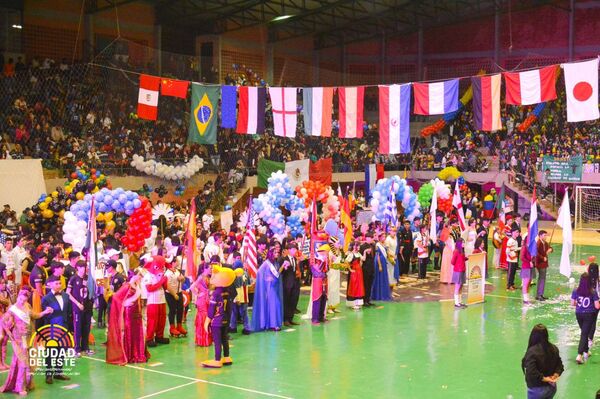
[111,200,120,210]
[133,198,142,209]
[95,171,101,178]
[76,211,87,220]
[98,203,108,213]
[96,193,104,203]
[104,195,113,205]
[118,194,127,204]
[125,208,134,216]
[125,201,134,210]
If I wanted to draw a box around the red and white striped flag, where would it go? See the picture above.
[338,86,364,138]
[241,198,258,278]
[137,74,161,120]
[504,65,557,106]
[452,182,466,232]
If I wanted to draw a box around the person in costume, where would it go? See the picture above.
[66,260,94,356]
[535,230,552,301]
[250,243,283,332]
[414,225,430,280]
[396,220,413,276]
[106,274,149,365]
[327,237,342,314]
[202,264,243,368]
[164,257,186,338]
[520,233,534,305]
[506,227,521,291]
[499,214,513,270]
[0,279,11,370]
[1,287,52,395]
[440,218,457,284]
[143,256,170,347]
[311,244,330,324]
[191,267,212,346]
[462,218,477,256]
[384,228,399,287]
[345,242,365,310]
[230,256,251,334]
[492,223,504,269]
[432,213,445,271]
[360,234,376,306]
[280,243,301,326]
[451,239,468,308]
[28,251,47,328]
[372,232,391,301]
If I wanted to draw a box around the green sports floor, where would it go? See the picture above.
[5,243,600,399]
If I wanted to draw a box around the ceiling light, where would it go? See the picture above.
[271,15,294,22]
[11,24,22,29]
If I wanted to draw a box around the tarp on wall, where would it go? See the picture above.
[0,159,46,215]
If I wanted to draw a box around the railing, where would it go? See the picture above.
[508,170,557,212]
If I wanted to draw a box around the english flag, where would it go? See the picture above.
[338,86,365,138]
[452,182,466,232]
[269,87,298,138]
[413,79,459,115]
[137,74,161,120]
[563,58,599,122]
[378,84,411,154]
[504,65,558,105]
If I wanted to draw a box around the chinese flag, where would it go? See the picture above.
[160,78,189,99]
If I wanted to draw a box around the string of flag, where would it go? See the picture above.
[136,57,599,154]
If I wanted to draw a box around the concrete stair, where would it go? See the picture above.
[505,178,558,219]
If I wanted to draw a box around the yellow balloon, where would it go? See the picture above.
[45,197,52,203]
[92,186,99,193]
[65,187,72,194]
[38,202,48,211]
[58,209,65,218]
[66,199,72,206]
[51,191,59,198]
[105,211,114,221]
[106,220,116,231]
[42,209,54,219]
[96,213,105,222]
[76,191,85,200]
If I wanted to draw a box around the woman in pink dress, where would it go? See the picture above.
[1,286,52,396]
[440,223,456,284]
[107,275,149,365]
[191,269,212,347]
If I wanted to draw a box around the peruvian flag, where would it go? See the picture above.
[563,58,599,123]
[236,86,266,135]
[452,182,466,232]
[137,74,161,120]
[504,65,557,105]
[413,79,459,115]
[378,84,411,154]
[338,86,365,138]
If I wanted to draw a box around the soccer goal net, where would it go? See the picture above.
[575,186,600,230]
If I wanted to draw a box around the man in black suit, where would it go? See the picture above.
[280,243,301,326]
[41,275,72,384]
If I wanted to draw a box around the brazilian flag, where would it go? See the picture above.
[188,83,219,145]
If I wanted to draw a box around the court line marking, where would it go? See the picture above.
[485,294,524,301]
[135,381,200,399]
[82,356,293,398]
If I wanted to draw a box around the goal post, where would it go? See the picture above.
[575,185,600,230]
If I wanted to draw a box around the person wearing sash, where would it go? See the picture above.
[310,245,330,324]
[250,242,283,332]
[371,232,391,301]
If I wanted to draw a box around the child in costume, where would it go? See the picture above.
[202,264,243,368]
[311,245,330,324]
[143,256,170,347]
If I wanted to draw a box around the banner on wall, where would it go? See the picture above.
[466,251,486,305]
[542,155,583,182]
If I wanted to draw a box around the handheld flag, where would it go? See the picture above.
[556,189,572,278]
[185,197,198,280]
[527,187,539,257]
[85,198,98,300]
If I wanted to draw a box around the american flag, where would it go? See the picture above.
[241,198,258,278]
[84,197,98,300]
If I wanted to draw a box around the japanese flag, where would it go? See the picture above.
[563,58,599,123]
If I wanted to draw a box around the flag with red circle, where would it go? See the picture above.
[563,58,599,123]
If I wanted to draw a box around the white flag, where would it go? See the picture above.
[563,58,599,122]
[556,189,572,278]
[284,159,309,189]
[430,188,438,241]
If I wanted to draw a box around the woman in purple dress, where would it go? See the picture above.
[1,286,52,396]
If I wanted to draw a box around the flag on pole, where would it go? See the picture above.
[556,189,572,278]
[303,87,334,137]
[413,79,459,115]
[378,84,411,154]
[452,182,466,232]
[527,187,539,257]
[383,184,397,228]
[269,87,298,137]
[563,58,599,122]
[285,159,310,189]
[241,197,258,278]
[338,86,365,138]
[236,86,266,134]
[137,74,161,120]
[185,197,198,280]
[472,74,502,131]
[85,198,98,300]
[340,196,353,252]
[504,65,558,105]
[309,199,317,266]
[430,187,438,242]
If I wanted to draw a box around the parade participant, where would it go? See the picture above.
[203,234,224,263]
[492,223,504,269]
[64,251,80,284]
[48,262,66,291]
[28,251,48,328]
[499,214,513,270]
[164,257,186,338]
[106,274,149,365]
[202,264,243,368]
[229,256,251,334]
[41,275,71,384]
[327,237,342,314]
[66,260,94,356]
[360,233,376,306]
[506,228,521,291]
[462,218,477,255]
[451,239,468,308]
[310,245,330,324]
[143,256,170,347]
[372,232,391,301]
[432,213,445,271]
[396,220,413,276]
[384,227,399,286]
[202,208,214,232]
[535,230,552,301]
[0,279,10,369]
[520,234,534,305]
[345,242,365,310]
[251,242,283,332]
[280,243,301,326]
[1,287,52,395]
[191,267,212,346]
[587,263,599,350]
[440,218,459,284]
[571,272,600,364]
[414,225,430,279]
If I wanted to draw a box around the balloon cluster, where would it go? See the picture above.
[70,188,142,222]
[295,180,340,222]
[35,190,68,221]
[252,171,305,237]
[232,63,266,86]
[65,163,110,197]
[62,211,88,251]
[121,197,152,252]
[130,154,204,181]
[518,102,546,133]
[437,166,462,181]
[417,182,434,208]
[370,176,421,222]
[430,178,453,215]
[139,183,153,198]
[154,185,168,198]
[174,184,186,197]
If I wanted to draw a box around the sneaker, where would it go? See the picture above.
[460,303,468,308]
[588,339,594,349]
[454,304,463,309]
[584,352,590,362]
[85,350,95,355]
[576,354,584,364]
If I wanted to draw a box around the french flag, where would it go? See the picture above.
[365,163,384,200]
[504,65,557,106]
[527,187,539,257]
[413,79,459,115]
[378,84,411,154]
[236,86,266,135]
